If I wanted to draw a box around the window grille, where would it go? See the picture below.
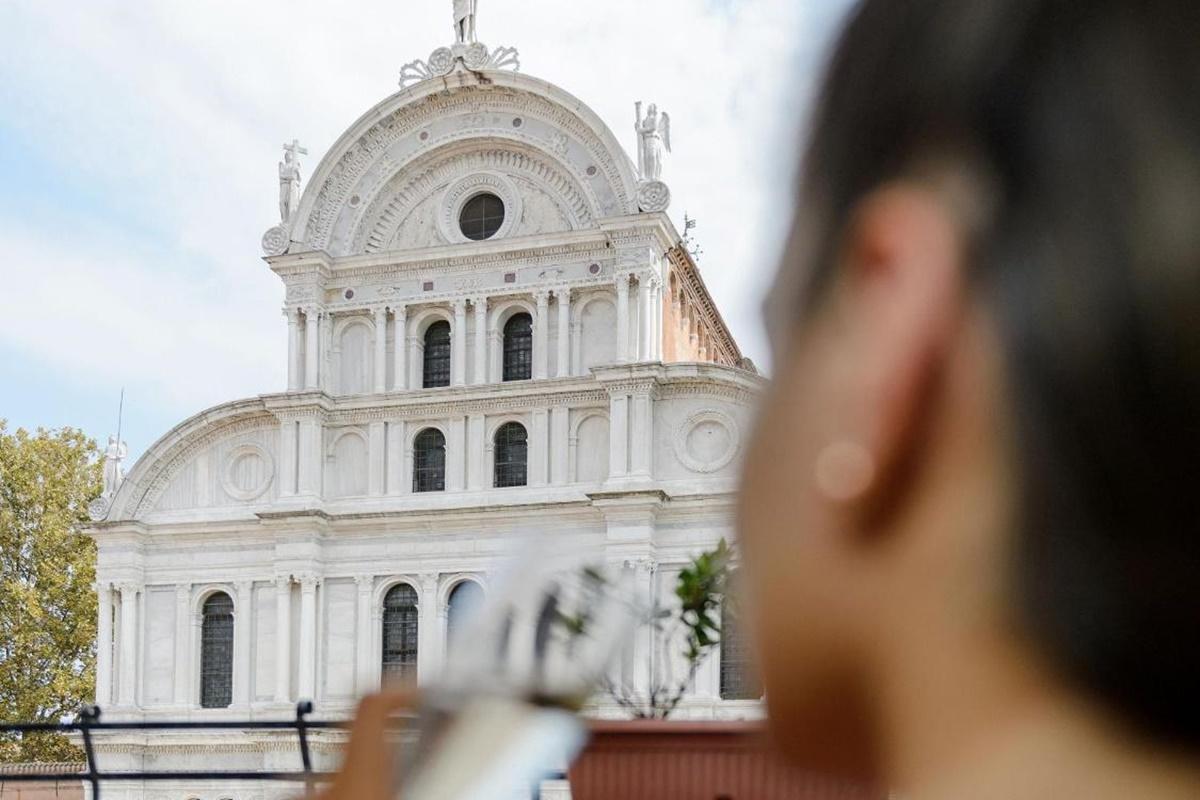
[381,584,419,683]
[423,320,451,388]
[412,428,446,493]
[200,592,234,708]
[502,313,533,381]
[719,597,762,700]
[493,422,528,488]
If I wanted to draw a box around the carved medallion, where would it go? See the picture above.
[637,180,671,213]
[261,225,289,256]
[674,410,740,473]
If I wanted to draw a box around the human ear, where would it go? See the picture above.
[823,183,967,529]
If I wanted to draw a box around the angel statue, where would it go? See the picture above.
[454,0,479,45]
[102,434,127,498]
[635,102,671,182]
[279,139,307,225]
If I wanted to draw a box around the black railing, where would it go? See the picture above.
[0,702,347,800]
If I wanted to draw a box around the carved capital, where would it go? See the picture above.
[373,306,389,323]
[297,574,322,590]
[390,303,408,319]
[419,573,440,593]
[452,298,468,314]
[273,575,292,591]
[175,583,191,601]
[615,271,633,289]
[116,581,141,596]
[534,289,551,307]
[471,296,488,313]
[355,575,375,592]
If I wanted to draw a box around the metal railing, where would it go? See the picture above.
[0,702,344,800]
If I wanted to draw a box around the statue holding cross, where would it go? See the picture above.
[279,139,307,225]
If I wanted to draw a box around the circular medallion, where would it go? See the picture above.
[463,42,490,70]
[261,225,288,256]
[636,180,671,213]
[222,444,275,502]
[88,496,111,522]
[674,411,740,474]
[428,47,455,76]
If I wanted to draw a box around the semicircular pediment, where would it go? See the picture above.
[292,75,640,256]
[350,140,597,254]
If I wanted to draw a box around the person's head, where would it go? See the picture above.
[738,0,1200,779]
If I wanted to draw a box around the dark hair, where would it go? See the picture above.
[787,0,1200,747]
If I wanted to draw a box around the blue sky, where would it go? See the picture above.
[0,0,854,461]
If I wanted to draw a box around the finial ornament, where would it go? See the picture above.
[398,0,518,89]
[263,139,307,256]
[635,101,673,213]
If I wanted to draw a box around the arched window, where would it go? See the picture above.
[502,313,533,382]
[446,581,484,653]
[413,428,446,493]
[382,583,419,683]
[200,592,234,708]
[493,422,528,488]
[423,320,451,388]
[719,595,761,700]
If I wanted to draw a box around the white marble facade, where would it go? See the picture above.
[86,35,759,800]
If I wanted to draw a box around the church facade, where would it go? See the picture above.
[86,11,761,799]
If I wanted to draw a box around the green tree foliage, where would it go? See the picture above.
[0,422,100,762]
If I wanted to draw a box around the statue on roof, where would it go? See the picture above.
[101,434,127,498]
[454,0,478,45]
[279,139,308,225]
[635,102,671,182]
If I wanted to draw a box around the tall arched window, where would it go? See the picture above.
[446,580,484,653]
[494,422,528,488]
[502,313,533,382]
[413,428,446,493]
[200,592,234,708]
[382,583,419,682]
[719,595,761,700]
[423,320,452,388]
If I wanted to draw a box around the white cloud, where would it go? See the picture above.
[0,0,854,452]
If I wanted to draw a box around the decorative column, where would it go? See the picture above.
[368,421,386,496]
[653,278,664,361]
[233,580,253,706]
[555,288,571,378]
[297,415,323,499]
[467,414,486,491]
[297,575,320,701]
[273,577,292,704]
[117,582,139,707]
[373,307,388,393]
[303,307,320,390]
[616,273,632,363]
[534,290,550,379]
[392,305,408,391]
[447,417,466,492]
[386,419,406,495]
[609,393,630,479]
[174,583,191,705]
[286,308,302,391]
[95,583,113,706]
[417,574,440,685]
[279,418,298,497]
[452,300,468,386]
[473,297,488,384]
[531,408,550,486]
[355,576,375,694]
[631,559,657,696]
[631,389,654,477]
[550,406,569,485]
[637,275,652,362]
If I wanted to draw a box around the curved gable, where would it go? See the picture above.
[290,71,640,257]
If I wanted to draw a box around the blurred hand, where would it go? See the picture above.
[319,690,414,800]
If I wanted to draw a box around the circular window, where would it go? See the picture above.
[459,193,506,241]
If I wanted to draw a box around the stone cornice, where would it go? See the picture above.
[667,244,743,366]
